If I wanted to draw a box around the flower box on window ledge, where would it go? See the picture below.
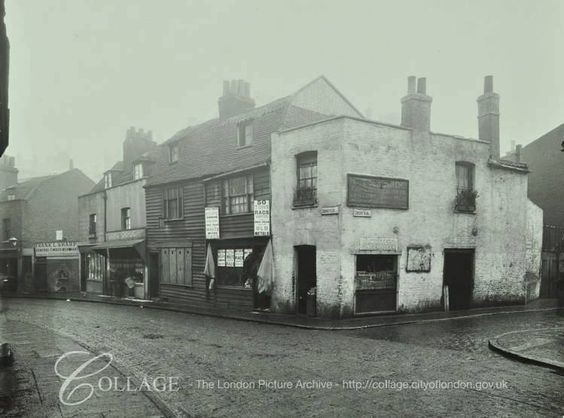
[293,187,317,208]
[455,189,478,213]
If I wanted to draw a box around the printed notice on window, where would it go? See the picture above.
[217,249,226,267]
[254,200,270,236]
[205,207,220,239]
[225,249,235,267]
[234,249,244,267]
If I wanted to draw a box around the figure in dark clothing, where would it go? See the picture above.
[242,246,264,310]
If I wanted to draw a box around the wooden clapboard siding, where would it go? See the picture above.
[146,169,270,311]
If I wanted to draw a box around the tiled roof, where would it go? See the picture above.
[0,175,55,201]
[0,169,94,202]
[146,102,330,187]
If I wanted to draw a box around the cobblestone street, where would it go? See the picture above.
[1,298,563,417]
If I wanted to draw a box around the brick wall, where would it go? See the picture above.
[25,169,94,244]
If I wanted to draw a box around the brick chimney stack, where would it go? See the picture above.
[401,76,432,131]
[477,75,500,158]
[123,127,156,169]
[218,80,255,120]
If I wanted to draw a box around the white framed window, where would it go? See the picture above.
[237,120,253,147]
[163,186,183,220]
[169,143,179,163]
[104,173,112,188]
[121,207,131,230]
[134,163,144,180]
[222,175,254,215]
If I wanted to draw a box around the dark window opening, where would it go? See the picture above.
[121,208,131,230]
[89,214,97,237]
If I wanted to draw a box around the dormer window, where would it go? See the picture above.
[134,163,144,180]
[237,120,253,147]
[169,143,179,163]
[104,173,112,189]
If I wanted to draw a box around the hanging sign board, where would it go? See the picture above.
[205,207,220,239]
[254,200,270,236]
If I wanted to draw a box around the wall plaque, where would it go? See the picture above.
[347,174,408,209]
[406,246,432,272]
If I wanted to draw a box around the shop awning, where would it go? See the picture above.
[92,239,146,261]
[77,243,96,254]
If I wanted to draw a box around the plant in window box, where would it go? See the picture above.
[455,189,478,212]
[293,186,317,207]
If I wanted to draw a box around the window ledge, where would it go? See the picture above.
[292,204,318,210]
[237,144,253,150]
[216,285,252,291]
[220,212,253,218]
[164,218,184,223]
[454,209,476,215]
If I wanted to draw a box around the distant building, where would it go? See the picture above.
[505,124,564,298]
[0,0,9,157]
[78,127,157,297]
[509,124,564,227]
[0,165,95,292]
[0,154,17,190]
[270,76,543,317]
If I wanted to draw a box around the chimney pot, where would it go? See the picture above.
[417,77,427,94]
[484,75,494,93]
[407,76,416,94]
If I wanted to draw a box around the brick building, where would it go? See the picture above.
[144,77,362,312]
[78,127,157,297]
[0,164,94,291]
[270,76,543,318]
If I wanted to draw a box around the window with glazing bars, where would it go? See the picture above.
[294,151,317,206]
[163,187,183,219]
[222,175,254,215]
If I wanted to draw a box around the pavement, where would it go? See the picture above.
[489,325,564,372]
[0,298,563,416]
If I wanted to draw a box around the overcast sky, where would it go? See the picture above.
[5,0,563,180]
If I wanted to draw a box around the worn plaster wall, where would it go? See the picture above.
[105,179,147,232]
[271,116,542,318]
[78,192,105,242]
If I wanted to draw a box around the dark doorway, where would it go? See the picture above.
[443,249,474,310]
[149,252,160,299]
[295,245,316,315]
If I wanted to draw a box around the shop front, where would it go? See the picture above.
[34,241,81,293]
[92,239,146,299]
[0,239,20,292]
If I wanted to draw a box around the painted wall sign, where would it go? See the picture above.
[358,237,399,253]
[205,207,220,239]
[353,209,371,217]
[347,174,409,209]
[406,246,432,273]
[35,242,79,258]
[254,200,270,236]
[321,206,339,216]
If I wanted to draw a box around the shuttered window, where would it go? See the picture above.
[160,248,192,286]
